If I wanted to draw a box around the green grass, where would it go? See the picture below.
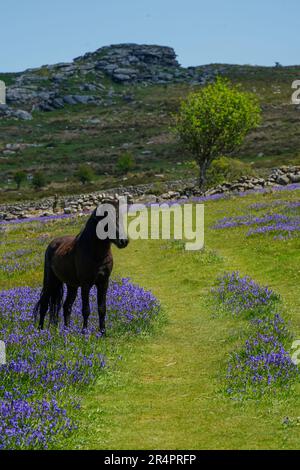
[1,186,300,449]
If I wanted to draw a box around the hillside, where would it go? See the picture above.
[1,43,300,203]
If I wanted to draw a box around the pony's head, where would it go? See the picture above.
[93,196,129,249]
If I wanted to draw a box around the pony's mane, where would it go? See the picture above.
[56,198,121,249]
[56,237,77,256]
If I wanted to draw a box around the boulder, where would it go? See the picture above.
[135,194,158,204]
[290,174,300,183]
[0,104,32,120]
[277,175,290,185]
[64,207,72,214]
[113,74,131,82]
[13,109,32,120]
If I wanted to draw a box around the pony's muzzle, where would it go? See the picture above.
[117,238,129,249]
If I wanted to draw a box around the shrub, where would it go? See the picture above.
[116,152,135,174]
[206,156,255,187]
[32,172,46,190]
[147,181,167,195]
[76,164,94,185]
[13,171,26,190]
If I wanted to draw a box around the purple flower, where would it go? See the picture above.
[215,272,299,398]
[212,272,280,316]
[0,279,160,449]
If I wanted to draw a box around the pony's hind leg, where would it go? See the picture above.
[36,244,63,328]
[81,285,91,332]
[36,291,50,329]
[63,285,78,327]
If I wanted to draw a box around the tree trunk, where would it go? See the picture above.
[199,160,208,189]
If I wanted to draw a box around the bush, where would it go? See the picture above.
[32,172,46,190]
[116,152,135,174]
[76,164,94,185]
[146,181,167,195]
[206,156,256,187]
[13,171,26,190]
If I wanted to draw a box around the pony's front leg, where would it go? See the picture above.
[96,278,109,336]
[81,285,91,332]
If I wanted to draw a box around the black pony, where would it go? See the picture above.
[34,198,129,333]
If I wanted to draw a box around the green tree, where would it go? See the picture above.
[76,164,94,185]
[32,172,46,190]
[13,171,26,190]
[174,78,261,188]
[116,152,135,174]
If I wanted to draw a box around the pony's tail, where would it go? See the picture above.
[34,248,63,326]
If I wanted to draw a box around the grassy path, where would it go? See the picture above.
[62,191,300,450]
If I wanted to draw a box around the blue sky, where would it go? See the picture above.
[1,0,299,72]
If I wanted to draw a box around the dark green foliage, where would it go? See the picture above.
[116,152,135,174]
[76,164,95,184]
[206,156,256,186]
[32,172,47,190]
[13,171,26,190]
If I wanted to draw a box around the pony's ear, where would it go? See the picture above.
[98,193,116,204]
